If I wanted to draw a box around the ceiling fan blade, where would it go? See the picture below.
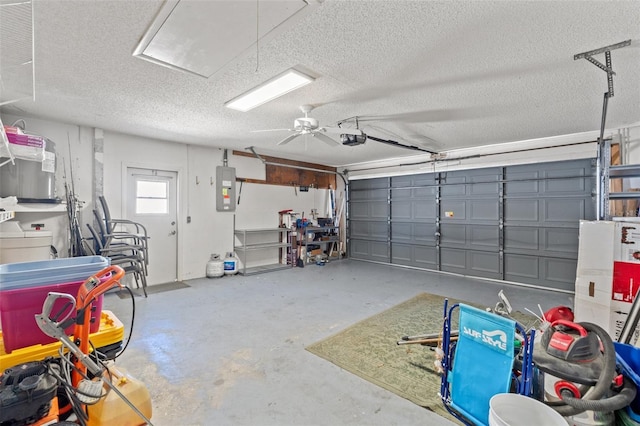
[321,126,362,136]
[313,132,340,146]
[251,128,292,133]
[277,133,301,146]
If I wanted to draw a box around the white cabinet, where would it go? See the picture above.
[234,228,292,275]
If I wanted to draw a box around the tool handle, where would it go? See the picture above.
[77,265,125,309]
[41,291,76,326]
[551,319,588,336]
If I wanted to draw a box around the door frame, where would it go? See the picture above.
[121,161,183,282]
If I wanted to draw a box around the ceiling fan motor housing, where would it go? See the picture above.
[294,117,319,131]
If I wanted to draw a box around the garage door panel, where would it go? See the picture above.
[349,202,370,220]
[391,199,436,221]
[504,254,576,290]
[469,251,501,279]
[351,177,388,190]
[505,171,539,194]
[350,221,387,240]
[414,200,437,220]
[350,188,387,200]
[470,199,499,221]
[441,247,466,274]
[391,243,437,269]
[392,222,436,244]
[391,200,412,220]
[505,199,539,222]
[348,158,594,291]
[414,245,438,269]
[544,168,589,193]
[470,226,499,249]
[391,243,412,265]
[350,239,389,263]
[371,202,389,219]
[441,224,498,250]
[504,254,539,281]
[441,200,466,221]
[542,227,579,255]
[440,224,466,247]
[544,257,577,290]
[504,227,539,251]
[441,249,500,279]
[544,198,587,223]
[504,226,578,257]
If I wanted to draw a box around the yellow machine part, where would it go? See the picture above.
[87,364,152,426]
[0,310,124,370]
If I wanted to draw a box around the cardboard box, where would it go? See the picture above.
[612,261,640,303]
[576,221,616,274]
[614,222,640,263]
[575,275,613,306]
[574,296,612,332]
[610,299,640,345]
[575,221,640,345]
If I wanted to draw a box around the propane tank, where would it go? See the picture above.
[223,252,239,275]
[206,254,224,278]
[86,364,152,426]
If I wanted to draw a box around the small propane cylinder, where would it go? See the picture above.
[206,253,224,278]
[223,252,239,275]
[86,364,152,426]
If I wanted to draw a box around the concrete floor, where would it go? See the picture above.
[103,260,573,426]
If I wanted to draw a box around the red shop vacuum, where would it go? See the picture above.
[533,320,637,423]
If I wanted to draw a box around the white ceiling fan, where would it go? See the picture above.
[254,104,363,146]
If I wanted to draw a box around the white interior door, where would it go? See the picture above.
[126,167,178,286]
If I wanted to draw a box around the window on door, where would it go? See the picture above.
[135,180,168,214]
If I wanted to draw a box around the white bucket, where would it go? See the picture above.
[489,394,567,426]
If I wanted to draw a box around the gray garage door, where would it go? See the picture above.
[348,159,595,291]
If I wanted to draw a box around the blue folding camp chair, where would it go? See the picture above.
[439,301,535,426]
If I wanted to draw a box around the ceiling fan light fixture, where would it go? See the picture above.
[225,69,315,112]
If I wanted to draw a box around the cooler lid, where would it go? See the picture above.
[24,230,52,238]
[0,221,52,238]
[0,221,24,238]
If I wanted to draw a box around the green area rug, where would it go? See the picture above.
[306,293,535,423]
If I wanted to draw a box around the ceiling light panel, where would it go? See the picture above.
[225,69,314,112]
[133,0,308,78]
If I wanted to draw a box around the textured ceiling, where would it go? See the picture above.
[2,0,639,167]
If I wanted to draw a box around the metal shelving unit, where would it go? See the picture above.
[234,228,291,275]
[0,210,15,223]
[299,225,341,263]
[599,139,640,220]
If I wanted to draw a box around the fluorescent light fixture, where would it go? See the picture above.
[225,69,314,112]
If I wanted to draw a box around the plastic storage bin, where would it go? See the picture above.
[0,256,109,290]
[614,342,640,421]
[0,256,110,353]
[0,277,107,353]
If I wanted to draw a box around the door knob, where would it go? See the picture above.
[169,230,176,236]
[171,221,176,225]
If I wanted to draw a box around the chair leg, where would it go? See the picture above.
[139,270,148,298]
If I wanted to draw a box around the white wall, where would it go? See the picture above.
[1,113,335,280]
[1,113,93,255]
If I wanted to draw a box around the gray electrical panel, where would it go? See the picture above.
[216,166,236,212]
